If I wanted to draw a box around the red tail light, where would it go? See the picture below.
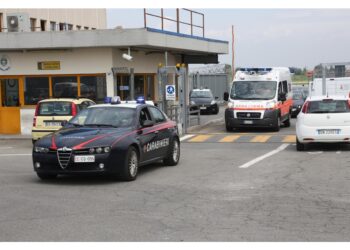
[71,103,77,116]
[33,104,40,127]
[301,101,310,113]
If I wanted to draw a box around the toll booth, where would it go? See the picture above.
[157,64,188,135]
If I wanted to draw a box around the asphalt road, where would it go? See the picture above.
[1,120,350,241]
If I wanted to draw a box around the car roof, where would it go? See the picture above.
[38,98,94,104]
[307,95,349,101]
[88,103,152,109]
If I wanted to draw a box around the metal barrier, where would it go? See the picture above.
[187,105,200,127]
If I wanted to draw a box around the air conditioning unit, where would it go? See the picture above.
[6,13,30,32]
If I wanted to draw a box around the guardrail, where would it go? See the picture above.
[166,104,200,129]
[187,105,200,127]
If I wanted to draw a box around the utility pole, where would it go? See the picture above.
[231,25,235,78]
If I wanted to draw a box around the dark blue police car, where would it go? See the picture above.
[32,97,180,181]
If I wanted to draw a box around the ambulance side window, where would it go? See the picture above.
[282,81,288,93]
[278,82,283,94]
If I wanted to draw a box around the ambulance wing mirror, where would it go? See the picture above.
[278,92,287,102]
[142,120,154,128]
[223,92,229,101]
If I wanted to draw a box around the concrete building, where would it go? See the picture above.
[0,9,228,135]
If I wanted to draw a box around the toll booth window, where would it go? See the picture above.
[80,76,106,103]
[24,77,49,105]
[52,76,78,98]
[149,107,166,123]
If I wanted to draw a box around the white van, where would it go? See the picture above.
[224,67,293,131]
[309,77,350,97]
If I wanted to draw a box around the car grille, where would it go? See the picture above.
[57,148,72,169]
[236,112,261,119]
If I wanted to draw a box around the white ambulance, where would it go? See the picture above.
[224,67,293,131]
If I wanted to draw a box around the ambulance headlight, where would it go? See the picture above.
[34,147,49,153]
[228,101,234,109]
[266,101,276,109]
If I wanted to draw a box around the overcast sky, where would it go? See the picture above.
[107,9,350,69]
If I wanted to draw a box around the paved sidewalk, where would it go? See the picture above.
[0,134,31,140]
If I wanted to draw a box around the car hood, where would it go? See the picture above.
[36,127,134,149]
[191,97,213,105]
[292,99,305,107]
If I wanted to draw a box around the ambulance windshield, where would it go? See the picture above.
[230,81,277,100]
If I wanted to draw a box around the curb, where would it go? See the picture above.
[187,117,224,133]
[0,135,32,140]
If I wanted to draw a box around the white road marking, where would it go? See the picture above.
[336,151,341,154]
[307,151,323,155]
[238,143,290,169]
[0,154,31,156]
[0,147,13,149]
[180,134,195,141]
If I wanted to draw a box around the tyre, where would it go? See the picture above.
[32,139,37,145]
[37,172,57,180]
[163,138,180,166]
[284,113,291,127]
[225,122,233,132]
[296,138,305,151]
[273,116,281,132]
[120,146,139,181]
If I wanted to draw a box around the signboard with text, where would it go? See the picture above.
[165,85,176,101]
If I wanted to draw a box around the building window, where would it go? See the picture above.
[30,18,37,32]
[67,24,73,30]
[117,75,130,100]
[145,75,154,100]
[52,76,78,98]
[50,21,56,31]
[59,23,67,31]
[40,20,46,31]
[84,26,89,30]
[80,76,106,103]
[24,77,49,105]
[76,25,81,30]
[91,28,96,30]
[134,75,145,98]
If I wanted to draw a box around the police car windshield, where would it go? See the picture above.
[231,81,277,100]
[191,91,213,98]
[69,107,136,127]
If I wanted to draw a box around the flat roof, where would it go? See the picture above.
[0,28,228,56]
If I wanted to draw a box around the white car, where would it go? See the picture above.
[296,95,350,151]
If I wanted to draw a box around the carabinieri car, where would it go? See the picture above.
[32,98,180,181]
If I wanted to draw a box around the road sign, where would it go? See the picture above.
[166,85,176,101]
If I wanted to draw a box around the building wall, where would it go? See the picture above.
[0,9,107,31]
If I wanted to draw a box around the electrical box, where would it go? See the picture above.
[6,13,30,32]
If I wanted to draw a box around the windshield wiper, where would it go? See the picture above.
[84,123,119,128]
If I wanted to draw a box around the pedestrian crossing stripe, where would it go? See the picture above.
[183,134,296,143]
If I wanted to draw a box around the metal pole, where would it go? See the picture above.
[322,64,326,95]
[190,11,193,36]
[130,68,135,100]
[176,9,180,33]
[161,9,164,30]
[165,51,168,67]
[232,25,235,79]
[144,9,146,28]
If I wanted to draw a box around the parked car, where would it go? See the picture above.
[291,90,307,118]
[296,95,350,151]
[190,89,219,114]
[32,98,95,143]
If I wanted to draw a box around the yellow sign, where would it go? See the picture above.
[38,61,61,70]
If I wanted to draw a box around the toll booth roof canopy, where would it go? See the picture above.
[0,28,229,56]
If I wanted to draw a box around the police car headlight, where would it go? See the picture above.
[96,147,103,154]
[34,147,49,153]
[210,100,216,105]
[89,148,95,154]
[266,101,277,109]
[103,147,111,153]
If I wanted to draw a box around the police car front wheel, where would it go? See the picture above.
[163,139,180,166]
[120,146,139,181]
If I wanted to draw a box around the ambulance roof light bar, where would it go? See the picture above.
[240,68,272,72]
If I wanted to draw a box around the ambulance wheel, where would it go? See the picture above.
[163,138,180,166]
[120,146,139,181]
[226,122,233,132]
[296,138,305,151]
[273,116,281,132]
[284,113,291,127]
[37,173,57,180]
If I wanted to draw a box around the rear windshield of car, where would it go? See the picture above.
[38,102,72,116]
[308,100,350,113]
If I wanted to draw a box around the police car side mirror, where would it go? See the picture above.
[142,120,154,128]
